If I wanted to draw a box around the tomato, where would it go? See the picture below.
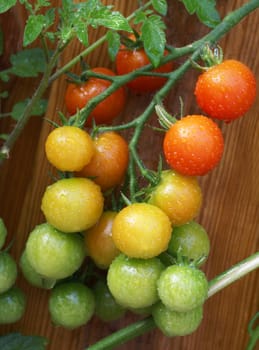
[115,35,173,93]
[195,59,257,122]
[45,126,94,172]
[167,221,210,265]
[0,286,26,324]
[25,223,85,280]
[93,280,126,322]
[77,131,129,191]
[19,250,56,289]
[152,302,203,337]
[41,177,104,233]
[84,211,120,269]
[0,251,17,294]
[112,203,172,259]
[148,170,202,227]
[65,67,126,126]
[107,254,164,309]
[163,115,224,176]
[157,264,208,312]
[49,281,95,329]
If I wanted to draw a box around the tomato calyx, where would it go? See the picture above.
[119,30,143,51]
[192,44,223,72]
[155,104,178,130]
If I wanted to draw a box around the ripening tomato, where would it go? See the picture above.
[65,67,126,126]
[41,177,104,233]
[163,115,224,176]
[148,170,202,227]
[112,203,172,259]
[77,131,129,191]
[195,59,256,122]
[115,35,173,93]
[45,126,94,172]
[84,211,120,269]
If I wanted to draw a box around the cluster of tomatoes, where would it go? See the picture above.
[3,34,257,338]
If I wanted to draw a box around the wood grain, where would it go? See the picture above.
[0,1,258,350]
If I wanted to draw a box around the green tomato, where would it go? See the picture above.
[0,218,7,250]
[0,251,17,294]
[49,281,95,329]
[93,280,125,322]
[19,250,56,289]
[0,286,26,324]
[152,302,203,337]
[157,264,208,312]
[168,221,210,265]
[25,223,85,280]
[107,254,165,309]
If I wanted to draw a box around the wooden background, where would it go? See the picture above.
[0,1,258,349]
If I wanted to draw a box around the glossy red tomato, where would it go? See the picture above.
[115,35,173,93]
[163,115,224,176]
[65,67,126,126]
[77,131,129,191]
[195,60,256,122]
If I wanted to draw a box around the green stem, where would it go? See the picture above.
[246,312,259,350]
[86,317,156,350]
[86,252,259,350]
[208,252,259,297]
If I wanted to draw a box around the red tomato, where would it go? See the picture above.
[115,35,173,93]
[77,131,129,191]
[65,67,126,126]
[195,60,256,122]
[163,115,224,176]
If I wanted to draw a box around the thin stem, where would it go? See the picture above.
[86,317,156,350]
[86,252,259,350]
[208,252,259,297]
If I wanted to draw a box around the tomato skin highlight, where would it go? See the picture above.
[195,59,256,122]
[163,115,224,176]
[115,35,173,93]
[65,67,126,126]
[77,131,129,191]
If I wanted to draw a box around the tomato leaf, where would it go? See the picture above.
[0,333,48,350]
[23,14,46,46]
[11,99,48,121]
[152,0,168,16]
[9,48,47,77]
[106,30,121,62]
[0,0,17,14]
[180,0,221,28]
[141,15,166,68]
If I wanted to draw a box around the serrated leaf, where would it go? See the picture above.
[0,134,9,141]
[23,14,46,46]
[141,15,166,67]
[11,99,48,121]
[0,333,48,350]
[152,0,167,16]
[10,48,47,77]
[180,0,221,28]
[90,10,132,32]
[0,0,16,14]
[74,21,88,46]
[106,30,120,61]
